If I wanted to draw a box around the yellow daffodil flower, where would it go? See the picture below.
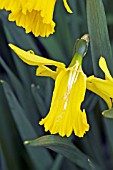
[87,57,113,109]
[0,0,72,37]
[9,40,89,137]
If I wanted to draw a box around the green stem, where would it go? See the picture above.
[69,34,89,66]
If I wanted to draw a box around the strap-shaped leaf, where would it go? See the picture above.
[0,81,34,170]
[25,135,102,170]
[1,81,53,169]
[86,0,113,76]
[86,0,113,160]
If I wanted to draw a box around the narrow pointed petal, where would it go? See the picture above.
[87,76,112,109]
[87,76,113,98]
[9,44,66,69]
[99,57,113,81]
[39,66,89,137]
[36,66,57,80]
[63,0,73,13]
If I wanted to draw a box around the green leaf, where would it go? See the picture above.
[80,108,107,169]
[0,58,28,109]
[0,81,34,170]
[0,147,8,170]
[0,18,17,74]
[50,155,63,170]
[25,135,102,170]
[86,0,113,164]
[31,84,47,116]
[0,58,39,126]
[86,0,113,76]
[1,80,53,169]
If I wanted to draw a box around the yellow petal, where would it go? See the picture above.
[9,44,66,69]
[39,65,89,137]
[86,76,112,109]
[0,0,21,12]
[36,66,57,80]
[63,0,73,13]
[0,0,27,14]
[87,76,113,98]
[99,57,113,81]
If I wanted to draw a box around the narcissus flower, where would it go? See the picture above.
[9,43,89,137]
[87,57,113,109]
[0,0,72,37]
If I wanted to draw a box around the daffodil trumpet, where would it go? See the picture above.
[0,0,72,37]
[9,35,90,137]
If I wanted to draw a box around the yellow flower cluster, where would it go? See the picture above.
[0,0,72,37]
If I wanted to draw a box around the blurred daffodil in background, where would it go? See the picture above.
[0,0,72,37]
[9,36,90,138]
